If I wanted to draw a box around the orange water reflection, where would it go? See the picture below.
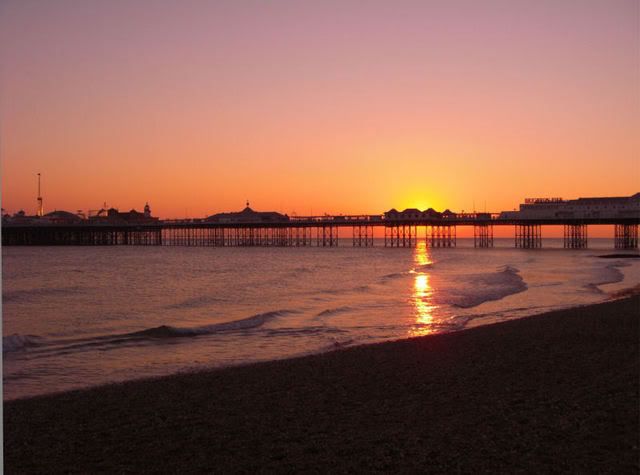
[410,240,437,337]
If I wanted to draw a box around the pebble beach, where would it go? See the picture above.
[4,295,639,473]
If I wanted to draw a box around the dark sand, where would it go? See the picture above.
[5,296,639,473]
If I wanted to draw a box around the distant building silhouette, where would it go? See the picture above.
[42,210,84,224]
[3,210,40,225]
[89,203,159,224]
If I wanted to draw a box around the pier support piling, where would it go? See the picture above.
[473,224,494,248]
[429,225,456,248]
[515,224,542,249]
[614,224,638,249]
[563,224,588,249]
[352,225,374,247]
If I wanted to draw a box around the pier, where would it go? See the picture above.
[3,215,639,249]
[3,194,639,249]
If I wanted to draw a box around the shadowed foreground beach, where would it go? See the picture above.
[5,296,639,473]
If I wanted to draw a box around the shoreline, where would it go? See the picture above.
[5,295,639,472]
[3,289,636,402]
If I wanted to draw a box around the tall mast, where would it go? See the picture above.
[37,173,44,217]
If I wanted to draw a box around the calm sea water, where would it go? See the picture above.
[3,238,639,400]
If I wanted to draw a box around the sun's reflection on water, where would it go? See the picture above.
[411,240,437,337]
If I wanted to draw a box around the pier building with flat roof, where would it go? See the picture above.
[499,193,640,220]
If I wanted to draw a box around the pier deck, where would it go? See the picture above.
[2,215,639,249]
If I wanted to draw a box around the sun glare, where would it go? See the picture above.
[410,241,437,336]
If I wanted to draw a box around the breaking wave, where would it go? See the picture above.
[4,310,292,355]
[584,262,626,294]
[133,310,290,337]
[449,266,527,309]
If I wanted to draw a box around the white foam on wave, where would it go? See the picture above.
[4,310,293,356]
[448,265,528,309]
[133,309,292,338]
[584,261,627,294]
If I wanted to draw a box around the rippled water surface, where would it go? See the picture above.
[3,238,639,399]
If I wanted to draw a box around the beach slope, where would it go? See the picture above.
[5,296,639,473]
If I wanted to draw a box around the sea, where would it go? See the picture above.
[3,238,639,400]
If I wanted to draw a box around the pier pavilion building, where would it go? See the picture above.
[205,204,289,224]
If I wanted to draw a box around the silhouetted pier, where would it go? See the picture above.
[3,214,639,249]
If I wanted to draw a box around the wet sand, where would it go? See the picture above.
[5,296,639,473]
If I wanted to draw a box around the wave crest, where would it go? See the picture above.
[4,310,292,355]
[450,266,527,309]
[132,310,292,338]
[584,262,626,294]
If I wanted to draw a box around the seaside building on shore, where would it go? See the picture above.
[499,193,640,220]
[205,203,289,224]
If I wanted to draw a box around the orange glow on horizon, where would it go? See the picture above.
[0,1,637,234]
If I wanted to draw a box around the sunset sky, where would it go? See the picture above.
[1,0,638,220]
